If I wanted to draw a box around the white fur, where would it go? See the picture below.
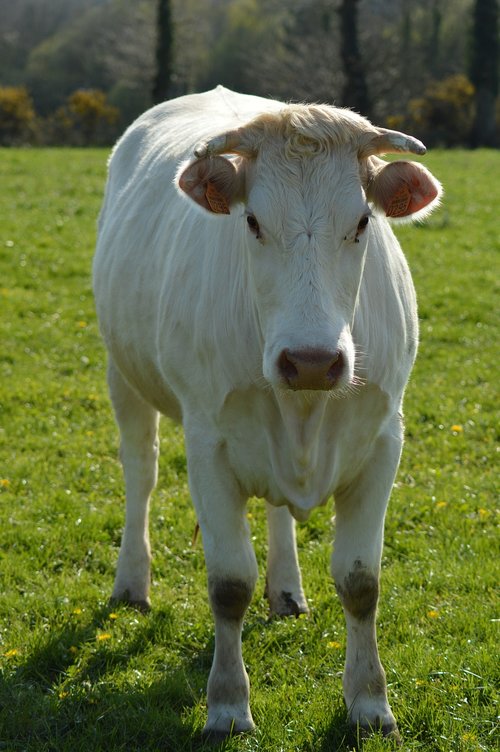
[93,86,439,738]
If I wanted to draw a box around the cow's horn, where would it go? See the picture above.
[361,128,427,158]
[194,129,243,158]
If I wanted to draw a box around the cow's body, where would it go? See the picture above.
[93,86,441,740]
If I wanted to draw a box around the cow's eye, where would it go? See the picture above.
[247,214,261,238]
[356,215,370,235]
[351,214,370,244]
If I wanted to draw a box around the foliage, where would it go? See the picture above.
[0,0,104,85]
[0,0,497,147]
[50,89,119,146]
[0,85,120,147]
[397,74,478,147]
[0,148,498,751]
[22,0,155,118]
[194,0,289,97]
[0,86,36,145]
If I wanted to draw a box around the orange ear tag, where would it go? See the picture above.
[205,181,230,214]
[386,184,411,218]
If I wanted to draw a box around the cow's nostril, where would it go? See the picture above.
[327,351,344,383]
[277,348,344,390]
[278,349,299,382]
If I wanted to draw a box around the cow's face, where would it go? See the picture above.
[178,110,441,394]
[243,145,368,393]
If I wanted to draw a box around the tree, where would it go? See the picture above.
[258,0,342,105]
[426,0,443,78]
[194,0,289,98]
[0,0,490,146]
[152,0,173,103]
[23,0,154,119]
[338,0,371,116]
[469,0,498,146]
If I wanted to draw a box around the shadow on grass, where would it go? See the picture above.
[0,603,368,752]
[0,603,216,752]
[317,717,403,752]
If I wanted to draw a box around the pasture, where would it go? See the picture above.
[0,148,498,751]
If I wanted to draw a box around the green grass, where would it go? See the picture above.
[0,148,498,751]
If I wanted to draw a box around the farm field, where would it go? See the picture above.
[0,148,498,752]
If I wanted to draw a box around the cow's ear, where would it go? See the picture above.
[366,158,442,221]
[177,155,246,215]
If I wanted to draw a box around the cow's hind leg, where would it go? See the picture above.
[265,503,308,617]
[331,426,403,741]
[108,359,159,611]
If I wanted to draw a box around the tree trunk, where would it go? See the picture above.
[427,0,442,78]
[338,0,371,117]
[152,0,173,105]
[469,0,498,146]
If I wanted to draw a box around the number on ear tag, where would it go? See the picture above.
[206,182,230,214]
[386,184,411,217]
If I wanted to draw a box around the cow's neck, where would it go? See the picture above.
[275,390,328,471]
[266,390,331,516]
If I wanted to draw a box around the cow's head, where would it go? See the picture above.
[178,106,441,394]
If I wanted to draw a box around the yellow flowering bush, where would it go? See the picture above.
[0,87,37,145]
[51,89,119,146]
[388,74,479,147]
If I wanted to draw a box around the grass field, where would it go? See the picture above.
[0,148,498,752]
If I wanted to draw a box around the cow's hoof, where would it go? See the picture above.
[268,589,308,618]
[202,723,254,746]
[356,721,402,745]
[201,728,229,746]
[202,708,255,745]
[201,726,252,746]
[109,592,151,613]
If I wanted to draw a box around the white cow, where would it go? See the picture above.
[93,86,441,741]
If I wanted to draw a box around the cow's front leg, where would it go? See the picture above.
[331,428,402,741]
[186,427,258,739]
[265,503,308,616]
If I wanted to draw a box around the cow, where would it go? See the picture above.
[93,86,441,742]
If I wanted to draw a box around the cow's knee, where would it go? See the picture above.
[209,577,253,621]
[334,559,379,619]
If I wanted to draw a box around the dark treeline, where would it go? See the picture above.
[0,0,497,146]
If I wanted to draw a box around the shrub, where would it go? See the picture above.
[0,87,37,145]
[50,89,119,146]
[388,75,478,147]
